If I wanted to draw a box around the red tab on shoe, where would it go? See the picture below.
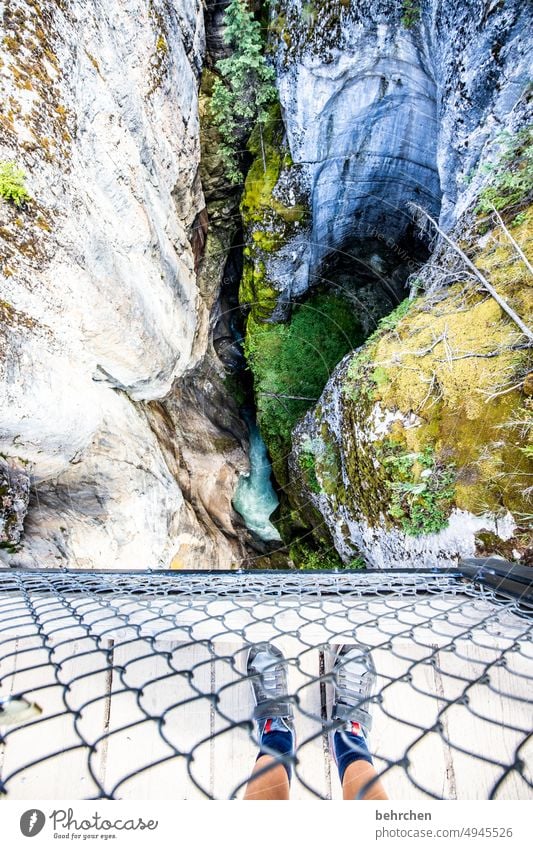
[265,718,273,733]
[350,721,362,735]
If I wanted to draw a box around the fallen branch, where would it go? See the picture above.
[258,392,318,402]
[490,204,533,277]
[482,379,525,402]
[409,203,533,343]
[437,343,530,362]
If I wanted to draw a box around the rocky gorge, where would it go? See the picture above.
[0,0,531,571]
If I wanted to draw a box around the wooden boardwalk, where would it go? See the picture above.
[0,586,531,800]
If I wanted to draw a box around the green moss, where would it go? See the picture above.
[241,102,306,229]
[245,291,364,484]
[275,0,350,62]
[401,0,420,28]
[313,212,533,539]
[156,34,168,53]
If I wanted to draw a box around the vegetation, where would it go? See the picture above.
[382,443,456,536]
[0,161,31,207]
[290,540,365,571]
[245,291,364,481]
[299,447,321,494]
[328,208,533,546]
[401,0,420,28]
[476,127,533,216]
[210,0,277,184]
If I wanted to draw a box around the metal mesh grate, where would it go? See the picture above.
[0,566,531,800]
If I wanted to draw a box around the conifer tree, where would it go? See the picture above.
[210,0,277,184]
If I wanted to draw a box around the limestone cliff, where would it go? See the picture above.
[1,0,531,571]
[0,0,250,569]
[241,0,532,567]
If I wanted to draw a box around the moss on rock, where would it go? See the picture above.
[239,101,309,322]
[308,207,533,543]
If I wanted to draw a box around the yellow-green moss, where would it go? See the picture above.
[337,207,533,526]
[239,101,311,426]
[239,103,308,324]
[239,262,279,322]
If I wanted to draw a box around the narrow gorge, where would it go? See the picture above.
[0,0,531,571]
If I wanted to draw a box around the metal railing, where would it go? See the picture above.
[0,562,531,800]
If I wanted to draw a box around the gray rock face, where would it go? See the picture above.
[271,0,530,294]
[278,3,440,278]
[0,0,248,570]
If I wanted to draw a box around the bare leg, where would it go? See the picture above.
[342,759,388,800]
[244,755,290,800]
[245,644,294,800]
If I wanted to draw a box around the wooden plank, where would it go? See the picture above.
[0,631,108,799]
[433,640,533,800]
[101,638,214,799]
[285,638,330,800]
[210,641,257,800]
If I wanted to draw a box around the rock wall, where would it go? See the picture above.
[0,0,249,569]
[266,0,531,297]
[243,0,532,567]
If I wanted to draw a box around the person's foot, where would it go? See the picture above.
[247,642,294,722]
[331,643,376,730]
[247,643,295,776]
[329,644,376,782]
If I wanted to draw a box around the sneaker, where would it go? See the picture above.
[247,642,294,722]
[329,644,376,782]
[330,643,376,732]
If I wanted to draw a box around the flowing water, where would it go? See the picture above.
[232,411,281,543]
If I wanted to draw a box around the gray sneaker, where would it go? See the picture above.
[247,642,294,721]
[331,643,376,732]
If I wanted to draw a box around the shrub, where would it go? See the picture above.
[476,127,533,215]
[0,161,31,207]
[382,443,456,535]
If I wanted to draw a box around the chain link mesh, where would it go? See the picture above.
[0,567,531,800]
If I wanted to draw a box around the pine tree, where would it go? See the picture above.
[210,0,277,184]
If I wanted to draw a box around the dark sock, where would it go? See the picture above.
[333,726,373,784]
[257,719,294,783]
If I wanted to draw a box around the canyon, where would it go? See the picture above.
[0,0,531,570]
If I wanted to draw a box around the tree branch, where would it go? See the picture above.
[409,203,533,343]
[490,204,533,277]
[258,392,318,402]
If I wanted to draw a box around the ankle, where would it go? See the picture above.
[333,724,373,784]
[257,717,295,782]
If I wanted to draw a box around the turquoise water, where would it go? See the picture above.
[233,417,281,543]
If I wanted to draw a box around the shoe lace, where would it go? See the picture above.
[336,664,368,699]
[261,664,285,692]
